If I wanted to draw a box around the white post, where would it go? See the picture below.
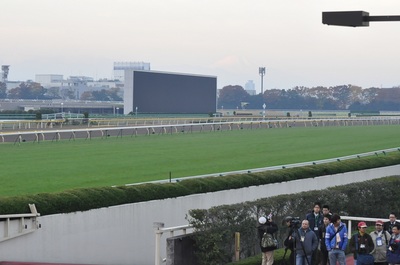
[154,222,165,265]
[262,103,266,121]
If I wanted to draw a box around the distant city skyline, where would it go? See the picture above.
[1,1,400,92]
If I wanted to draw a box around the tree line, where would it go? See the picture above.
[0,81,122,101]
[3,81,400,111]
[218,84,400,111]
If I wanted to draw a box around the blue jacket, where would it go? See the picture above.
[325,223,348,251]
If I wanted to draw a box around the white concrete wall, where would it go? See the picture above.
[0,165,398,265]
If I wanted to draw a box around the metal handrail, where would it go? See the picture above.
[0,204,41,243]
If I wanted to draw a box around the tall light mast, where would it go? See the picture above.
[1,65,10,82]
[259,67,265,94]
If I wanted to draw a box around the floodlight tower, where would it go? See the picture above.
[1,65,10,82]
[259,67,266,94]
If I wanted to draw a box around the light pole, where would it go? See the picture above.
[116,107,119,117]
[259,67,266,95]
[61,102,64,116]
[135,107,138,117]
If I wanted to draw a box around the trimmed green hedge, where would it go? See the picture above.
[1,152,399,216]
[190,176,400,265]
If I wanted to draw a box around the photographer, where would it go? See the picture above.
[284,216,296,265]
[258,215,279,265]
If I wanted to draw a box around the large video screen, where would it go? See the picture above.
[132,71,217,114]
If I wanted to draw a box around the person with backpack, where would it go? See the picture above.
[258,215,279,265]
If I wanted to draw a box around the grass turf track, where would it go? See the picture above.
[0,125,399,197]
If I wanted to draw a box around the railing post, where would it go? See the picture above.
[154,222,165,265]
[348,220,352,236]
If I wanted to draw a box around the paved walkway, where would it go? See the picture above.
[346,254,355,265]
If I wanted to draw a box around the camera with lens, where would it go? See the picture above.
[283,216,301,228]
[290,217,301,228]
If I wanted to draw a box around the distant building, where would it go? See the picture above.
[34,74,122,99]
[113,62,150,81]
[245,80,256,95]
[124,70,217,114]
[35,74,64,88]
[4,81,21,90]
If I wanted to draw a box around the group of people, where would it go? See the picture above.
[257,202,400,265]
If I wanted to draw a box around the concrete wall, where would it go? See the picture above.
[0,165,398,265]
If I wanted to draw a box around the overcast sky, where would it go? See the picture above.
[1,0,400,92]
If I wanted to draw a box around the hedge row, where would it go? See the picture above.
[188,176,400,265]
[1,152,400,216]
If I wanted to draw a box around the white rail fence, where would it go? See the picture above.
[1,117,400,143]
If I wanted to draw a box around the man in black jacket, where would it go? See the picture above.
[384,213,400,235]
[349,222,375,265]
[319,214,331,265]
[306,202,324,265]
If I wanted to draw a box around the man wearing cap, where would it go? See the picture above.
[349,222,375,265]
[370,220,391,265]
[258,215,279,265]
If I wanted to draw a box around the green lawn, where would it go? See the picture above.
[0,125,399,197]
